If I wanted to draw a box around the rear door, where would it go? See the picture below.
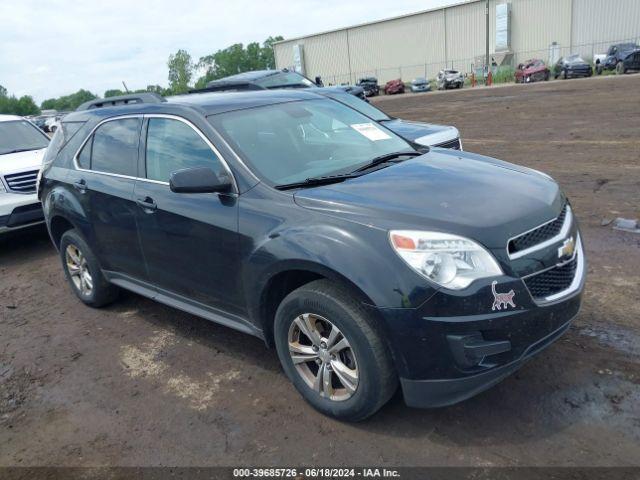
[69,116,148,281]
[133,115,242,315]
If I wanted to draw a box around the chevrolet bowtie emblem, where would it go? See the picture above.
[558,237,576,259]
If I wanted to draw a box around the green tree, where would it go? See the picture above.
[40,89,97,111]
[0,85,40,116]
[167,49,194,94]
[194,35,284,88]
[104,89,127,98]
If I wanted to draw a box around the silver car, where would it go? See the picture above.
[436,70,464,90]
[410,77,431,93]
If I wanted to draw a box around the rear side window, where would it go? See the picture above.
[90,118,141,176]
[145,118,224,182]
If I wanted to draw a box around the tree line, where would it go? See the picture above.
[0,36,283,116]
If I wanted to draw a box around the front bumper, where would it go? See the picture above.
[371,242,585,408]
[0,193,44,233]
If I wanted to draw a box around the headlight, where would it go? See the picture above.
[389,231,503,290]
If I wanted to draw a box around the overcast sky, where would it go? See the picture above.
[0,0,468,103]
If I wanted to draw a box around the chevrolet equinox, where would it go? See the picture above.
[39,91,586,421]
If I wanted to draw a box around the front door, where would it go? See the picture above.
[133,116,242,315]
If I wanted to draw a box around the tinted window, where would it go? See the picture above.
[0,120,49,155]
[91,118,141,176]
[77,136,92,169]
[145,118,224,182]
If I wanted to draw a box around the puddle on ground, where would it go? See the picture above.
[578,324,640,357]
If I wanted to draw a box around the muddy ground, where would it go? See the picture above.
[1,74,639,467]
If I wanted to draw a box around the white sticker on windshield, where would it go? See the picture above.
[350,123,391,141]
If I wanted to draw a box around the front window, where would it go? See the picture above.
[208,99,412,186]
[145,118,225,182]
[0,120,49,155]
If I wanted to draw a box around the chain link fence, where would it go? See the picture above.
[315,36,640,89]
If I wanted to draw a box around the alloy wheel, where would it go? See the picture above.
[65,244,93,296]
[287,313,359,401]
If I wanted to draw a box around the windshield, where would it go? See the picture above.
[255,72,316,89]
[322,91,390,122]
[0,120,50,155]
[567,54,585,62]
[209,99,412,186]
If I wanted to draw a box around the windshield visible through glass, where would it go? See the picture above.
[323,92,390,122]
[208,99,412,186]
[0,120,50,155]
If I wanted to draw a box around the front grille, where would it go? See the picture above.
[524,256,578,300]
[3,170,39,193]
[509,204,567,255]
[434,137,461,150]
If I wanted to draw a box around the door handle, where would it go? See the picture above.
[73,179,87,193]
[136,197,157,212]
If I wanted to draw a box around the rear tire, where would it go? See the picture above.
[59,229,119,307]
[274,280,397,421]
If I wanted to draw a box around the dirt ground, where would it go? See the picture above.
[1,74,639,468]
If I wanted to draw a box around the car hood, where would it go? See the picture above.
[293,149,563,249]
[0,148,46,175]
[380,119,459,146]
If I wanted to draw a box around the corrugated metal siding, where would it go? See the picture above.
[445,1,487,72]
[348,11,447,83]
[572,0,640,60]
[510,0,572,65]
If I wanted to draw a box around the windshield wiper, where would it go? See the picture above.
[351,151,422,173]
[275,173,362,191]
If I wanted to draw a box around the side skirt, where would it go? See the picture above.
[104,271,263,339]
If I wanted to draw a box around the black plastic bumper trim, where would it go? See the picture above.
[400,318,573,408]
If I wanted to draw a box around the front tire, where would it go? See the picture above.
[274,280,397,421]
[616,62,626,75]
[60,229,119,307]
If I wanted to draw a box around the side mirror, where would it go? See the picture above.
[315,76,324,87]
[170,167,232,194]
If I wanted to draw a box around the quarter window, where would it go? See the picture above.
[90,118,141,176]
[77,136,92,169]
[145,118,224,183]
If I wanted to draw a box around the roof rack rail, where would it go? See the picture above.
[76,92,166,111]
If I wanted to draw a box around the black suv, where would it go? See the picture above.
[39,91,585,421]
[597,43,640,74]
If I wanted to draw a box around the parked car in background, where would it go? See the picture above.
[383,79,405,95]
[45,115,61,133]
[31,116,48,132]
[357,77,379,97]
[554,55,593,79]
[313,89,462,150]
[410,77,431,92]
[39,91,585,421]
[436,70,464,90]
[199,69,367,100]
[596,43,640,74]
[515,59,550,83]
[617,49,640,74]
[0,115,49,234]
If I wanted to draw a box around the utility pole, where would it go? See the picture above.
[485,0,490,78]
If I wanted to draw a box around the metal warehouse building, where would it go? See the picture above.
[273,0,640,85]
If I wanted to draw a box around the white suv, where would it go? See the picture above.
[0,115,50,234]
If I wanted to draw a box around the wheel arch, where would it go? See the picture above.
[49,214,77,250]
[255,261,377,348]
